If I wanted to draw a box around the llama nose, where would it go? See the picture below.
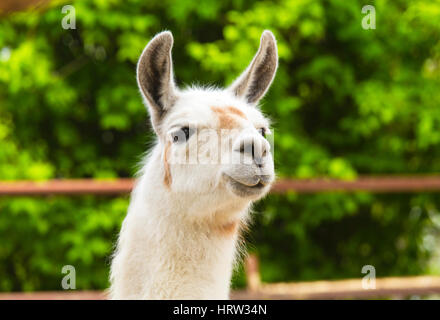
[236,136,269,167]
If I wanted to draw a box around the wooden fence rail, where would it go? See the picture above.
[239,254,440,299]
[2,274,440,300]
[1,175,440,196]
[233,275,440,299]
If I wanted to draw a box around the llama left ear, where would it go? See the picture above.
[137,31,178,134]
[228,30,278,105]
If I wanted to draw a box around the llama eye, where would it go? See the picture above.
[171,127,193,143]
[258,128,266,137]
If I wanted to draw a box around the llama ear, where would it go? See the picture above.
[228,30,278,105]
[137,31,178,133]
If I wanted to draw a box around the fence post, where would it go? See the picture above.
[245,253,261,291]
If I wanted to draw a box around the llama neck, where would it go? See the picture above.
[114,147,249,299]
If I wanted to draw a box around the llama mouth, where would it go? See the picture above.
[223,174,269,198]
[245,181,266,189]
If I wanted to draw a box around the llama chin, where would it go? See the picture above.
[109,30,278,300]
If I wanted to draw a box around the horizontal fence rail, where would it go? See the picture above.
[272,176,440,193]
[0,179,134,196]
[1,176,440,196]
[1,275,440,300]
[233,276,440,300]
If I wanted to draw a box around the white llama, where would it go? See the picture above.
[110,30,278,299]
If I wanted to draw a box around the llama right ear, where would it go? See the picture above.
[228,30,278,105]
[137,31,177,134]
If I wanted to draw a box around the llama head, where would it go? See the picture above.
[136,30,277,213]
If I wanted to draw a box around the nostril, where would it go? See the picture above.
[238,140,255,156]
[236,137,268,163]
[254,156,264,167]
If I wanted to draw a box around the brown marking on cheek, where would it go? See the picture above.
[163,142,172,188]
[185,145,190,162]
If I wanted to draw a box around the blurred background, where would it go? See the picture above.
[1,0,440,297]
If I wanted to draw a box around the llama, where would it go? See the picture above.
[109,30,278,299]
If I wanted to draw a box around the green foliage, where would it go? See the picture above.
[0,196,127,291]
[0,0,440,291]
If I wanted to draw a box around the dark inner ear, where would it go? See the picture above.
[229,31,278,105]
[137,31,176,132]
[246,42,277,104]
[139,40,169,112]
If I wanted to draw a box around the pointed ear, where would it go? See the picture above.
[137,31,178,134]
[228,30,278,105]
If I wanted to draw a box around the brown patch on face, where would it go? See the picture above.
[210,106,247,129]
[225,106,246,119]
[163,142,172,188]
